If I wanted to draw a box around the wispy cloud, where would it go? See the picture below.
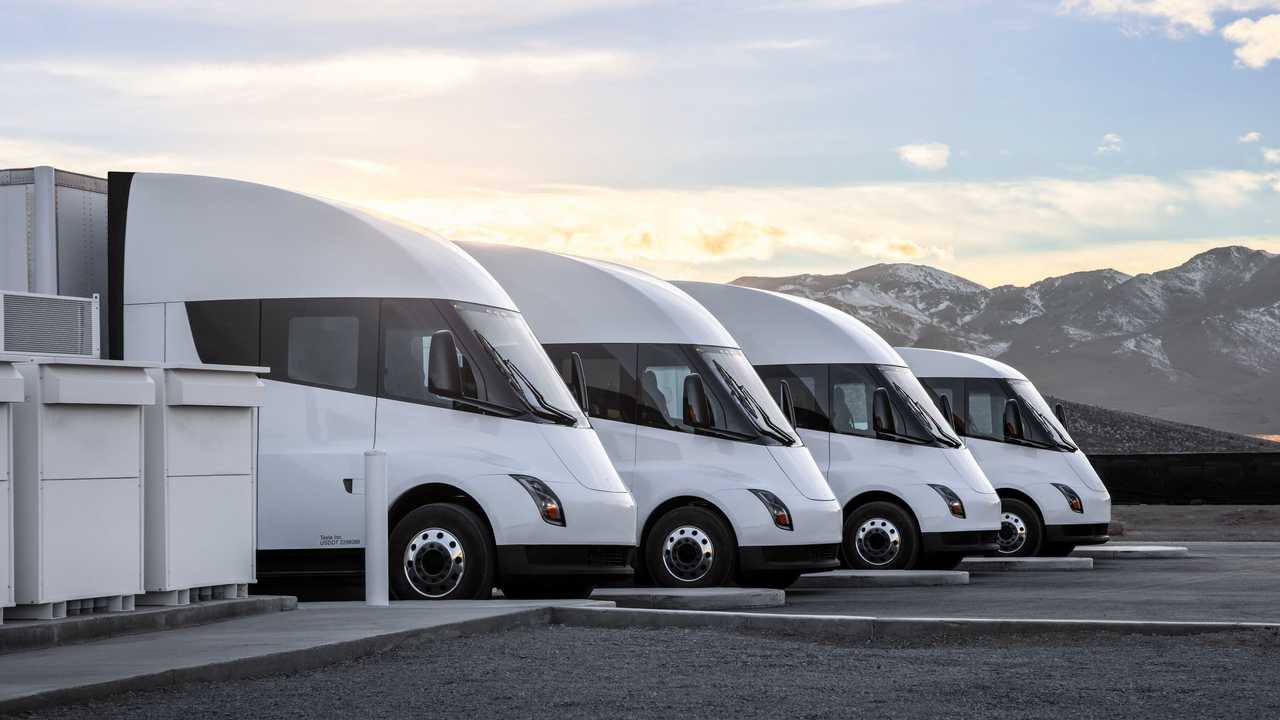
[1058,1,1280,36]
[1096,133,1124,155]
[1223,14,1280,68]
[743,38,824,50]
[1264,147,1280,163]
[1240,130,1263,142]
[896,142,951,171]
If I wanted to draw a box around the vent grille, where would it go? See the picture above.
[1,292,98,357]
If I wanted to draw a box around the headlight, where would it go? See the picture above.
[928,484,966,518]
[1052,483,1084,514]
[749,489,793,531]
[512,475,566,526]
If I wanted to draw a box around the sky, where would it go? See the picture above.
[3,0,1280,287]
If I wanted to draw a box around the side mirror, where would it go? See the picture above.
[1003,398,1025,441]
[777,380,797,428]
[872,387,895,435]
[938,394,955,429]
[1053,402,1067,427]
[427,330,463,398]
[569,351,589,412]
[682,373,713,428]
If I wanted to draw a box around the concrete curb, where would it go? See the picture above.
[958,556,1093,572]
[792,570,969,589]
[591,588,785,610]
[550,606,1280,640]
[0,596,298,655]
[0,606,554,715]
[1073,545,1189,559]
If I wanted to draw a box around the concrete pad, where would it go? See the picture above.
[1072,545,1189,559]
[0,599,610,714]
[591,587,784,610]
[958,556,1093,572]
[792,570,969,589]
[0,596,297,655]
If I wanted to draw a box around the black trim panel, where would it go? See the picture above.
[921,529,999,554]
[106,171,134,360]
[1045,523,1109,546]
[496,545,635,578]
[737,543,840,574]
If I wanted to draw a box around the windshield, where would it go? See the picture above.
[698,346,801,446]
[1008,379,1077,451]
[880,365,963,447]
[451,302,588,427]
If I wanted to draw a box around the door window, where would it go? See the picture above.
[261,298,378,394]
[379,299,484,406]
[755,364,830,432]
[545,343,638,423]
[829,364,876,436]
[965,378,1008,440]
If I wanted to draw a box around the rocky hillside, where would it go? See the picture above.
[1047,397,1280,455]
[734,246,1280,437]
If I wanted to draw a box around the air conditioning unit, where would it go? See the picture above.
[0,291,100,358]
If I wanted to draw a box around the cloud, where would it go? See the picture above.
[1096,133,1124,155]
[743,38,824,50]
[325,157,400,176]
[1223,13,1280,67]
[1058,1,1280,36]
[768,0,907,9]
[1264,147,1280,163]
[896,142,951,171]
[1240,131,1263,142]
[3,48,633,101]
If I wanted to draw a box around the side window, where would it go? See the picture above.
[829,364,876,437]
[546,343,637,423]
[636,344,725,432]
[921,378,965,435]
[379,299,484,405]
[756,364,830,432]
[261,298,378,394]
[185,299,260,366]
[966,378,1008,440]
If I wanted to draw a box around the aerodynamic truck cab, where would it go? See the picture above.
[897,347,1111,557]
[108,172,636,599]
[677,282,1000,571]
[463,243,842,589]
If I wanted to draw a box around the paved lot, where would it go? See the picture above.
[771,542,1280,623]
[12,625,1280,720]
[1113,505,1280,541]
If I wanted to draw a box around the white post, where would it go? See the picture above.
[364,450,389,607]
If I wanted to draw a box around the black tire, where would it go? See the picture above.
[389,504,495,600]
[500,577,595,599]
[1040,542,1077,557]
[996,497,1043,557]
[737,570,801,590]
[644,506,735,588]
[917,552,965,571]
[842,501,921,570]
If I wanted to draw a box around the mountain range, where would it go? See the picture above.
[733,246,1280,437]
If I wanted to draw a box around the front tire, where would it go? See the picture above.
[842,501,920,570]
[644,506,735,588]
[390,504,496,600]
[996,498,1043,557]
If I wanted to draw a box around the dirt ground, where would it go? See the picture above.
[1112,505,1280,541]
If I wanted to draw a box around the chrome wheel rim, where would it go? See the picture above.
[997,512,1028,555]
[662,525,715,582]
[855,517,901,567]
[403,527,466,598]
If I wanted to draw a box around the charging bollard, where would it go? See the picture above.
[364,450,390,607]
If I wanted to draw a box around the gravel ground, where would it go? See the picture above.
[1113,505,1280,541]
[11,625,1280,720]
[1047,396,1280,454]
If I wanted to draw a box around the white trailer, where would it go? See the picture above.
[109,172,637,599]
[677,282,1001,570]
[898,348,1111,556]
[464,244,842,589]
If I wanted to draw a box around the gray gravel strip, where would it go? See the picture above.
[9,624,1280,720]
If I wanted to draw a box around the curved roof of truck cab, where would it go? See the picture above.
[895,347,1028,381]
[675,281,903,367]
[119,173,514,309]
[460,243,738,346]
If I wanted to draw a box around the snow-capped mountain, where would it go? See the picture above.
[733,246,1280,437]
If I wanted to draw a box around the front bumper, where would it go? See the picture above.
[1044,523,1110,546]
[496,544,635,579]
[921,529,999,555]
[737,543,841,574]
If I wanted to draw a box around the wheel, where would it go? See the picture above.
[1040,542,1077,557]
[389,503,496,600]
[842,501,920,570]
[917,552,964,570]
[644,506,735,587]
[737,571,801,589]
[500,578,595,599]
[996,498,1043,557]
